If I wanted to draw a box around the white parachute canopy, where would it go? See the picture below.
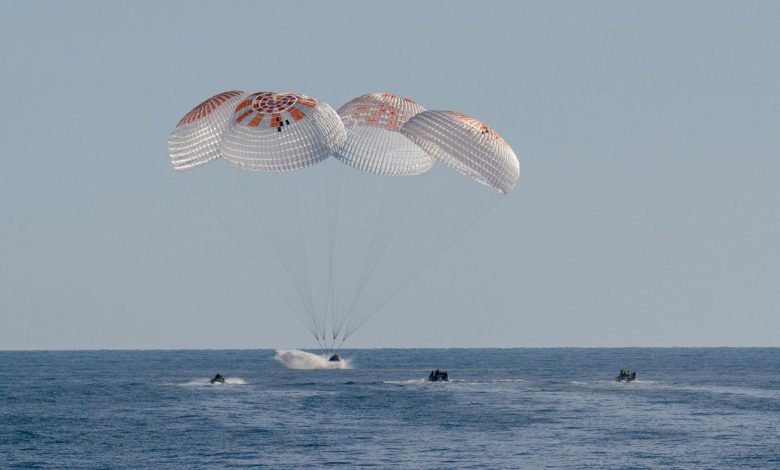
[335,93,433,176]
[400,110,520,194]
[221,92,345,172]
[168,90,520,353]
[168,90,248,170]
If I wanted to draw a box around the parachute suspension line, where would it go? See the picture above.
[333,337,347,356]
[324,165,343,350]
[183,176,318,341]
[324,174,334,351]
[290,172,323,347]
[338,176,396,337]
[231,171,321,343]
[342,197,502,341]
[339,174,427,340]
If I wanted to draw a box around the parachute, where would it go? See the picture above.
[221,92,345,171]
[335,93,432,176]
[400,110,520,194]
[168,91,246,170]
[168,90,519,354]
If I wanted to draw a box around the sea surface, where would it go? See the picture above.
[1,348,779,469]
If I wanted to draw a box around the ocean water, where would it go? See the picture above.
[1,348,778,469]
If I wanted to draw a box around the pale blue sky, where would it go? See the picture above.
[1,1,779,349]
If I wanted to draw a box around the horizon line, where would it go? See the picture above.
[2,345,779,352]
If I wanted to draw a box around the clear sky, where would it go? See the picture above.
[1,1,779,349]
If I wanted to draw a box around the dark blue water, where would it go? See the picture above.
[1,349,779,469]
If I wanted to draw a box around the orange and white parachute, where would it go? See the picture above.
[222,92,345,172]
[168,91,247,171]
[168,90,519,194]
[168,90,345,172]
[399,110,520,194]
[335,92,433,176]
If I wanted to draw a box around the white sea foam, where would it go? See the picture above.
[383,379,429,385]
[385,377,525,385]
[667,384,780,400]
[179,377,246,386]
[274,349,351,370]
[570,379,656,386]
[467,378,527,384]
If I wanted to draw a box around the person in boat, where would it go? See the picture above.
[210,373,225,384]
[615,369,636,382]
[329,354,341,362]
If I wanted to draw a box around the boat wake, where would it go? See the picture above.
[383,378,526,385]
[178,377,246,386]
[383,379,429,385]
[274,349,351,370]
